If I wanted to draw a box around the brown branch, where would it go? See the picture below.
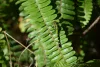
[3,31,34,54]
[83,16,100,35]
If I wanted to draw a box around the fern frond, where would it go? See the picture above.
[77,0,93,28]
[56,0,75,35]
[17,0,62,67]
[56,0,75,20]
[59,27,77,65]
[61,21,74,35]
[17,0,77,67]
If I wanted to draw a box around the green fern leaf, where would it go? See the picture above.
[56,0,75,20]
[59,27,77,65]
[77,0,93,28]
[56,0,75,35]
[18,0,61,67]
[18,0,77,67]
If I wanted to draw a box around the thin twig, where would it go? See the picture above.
[83,16,100,35]
[3,31,34,54]
[4,32,12,67]
[18,41,35,66]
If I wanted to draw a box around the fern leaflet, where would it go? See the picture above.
[77,0,93,28]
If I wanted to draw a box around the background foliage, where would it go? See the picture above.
[0,0,100,67]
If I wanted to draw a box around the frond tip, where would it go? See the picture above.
[77,0,93,27]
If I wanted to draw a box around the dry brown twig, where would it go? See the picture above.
[83,16,100,35]
[3,31,35,67]
[3,31,34,54]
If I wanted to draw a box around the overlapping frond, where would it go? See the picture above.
[17,0,77,67]
[17,0,62,67]
[51,0,77,63]
[77,0,93,28]
[56,0,75,35]
[59,27,77,66]
[56,0,75,20]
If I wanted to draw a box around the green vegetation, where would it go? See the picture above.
[0,0,100,67]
